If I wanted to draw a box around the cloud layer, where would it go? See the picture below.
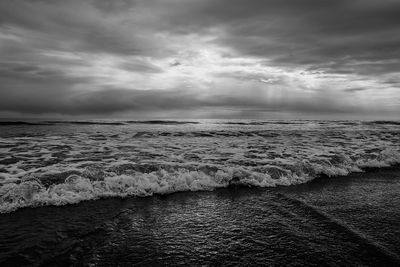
[0,0,399,118]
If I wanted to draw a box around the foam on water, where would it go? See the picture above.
[0,120,399,213]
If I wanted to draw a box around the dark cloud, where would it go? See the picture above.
[92,0,137,14]
[343,87,369,93]
[169,60,182,67]
[0,0,160,56]
[119,61,163,73]
[143,0,400,76]
[0,62,79,81]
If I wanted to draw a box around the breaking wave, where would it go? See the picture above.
[0,121,47,126]
[47,120,200,125]
[1,149,400,213]
[218,121,304,125]
[125,120,200,125]
[0,120,200,126]
[46,121,126,125]
[368,121,400,126]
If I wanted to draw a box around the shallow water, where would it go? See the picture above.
[0,167,399,266]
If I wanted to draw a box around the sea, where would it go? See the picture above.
[0,119,399,266]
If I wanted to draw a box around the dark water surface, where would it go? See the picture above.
[0,167,399,266]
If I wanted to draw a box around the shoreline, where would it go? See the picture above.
[1,163,400,215]
[1,164,399,266]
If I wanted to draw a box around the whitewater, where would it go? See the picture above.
[0,119,399,213]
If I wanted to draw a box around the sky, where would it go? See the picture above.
[0,0,399,119]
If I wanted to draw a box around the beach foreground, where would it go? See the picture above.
[1,166,399,266]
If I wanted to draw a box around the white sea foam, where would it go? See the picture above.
[1,121,400,213]
[1,149,400,213]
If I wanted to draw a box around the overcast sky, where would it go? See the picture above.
[0,0,399,119]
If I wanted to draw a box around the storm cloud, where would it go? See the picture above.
[0,0,399,118]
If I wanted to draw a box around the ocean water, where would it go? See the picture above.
[0,119,399,213]
[0,119,400,266]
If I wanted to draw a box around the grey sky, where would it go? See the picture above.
[0,0,399,119]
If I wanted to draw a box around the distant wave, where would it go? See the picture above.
[0,121,47,126]
[46,121,126,125]
[0,120,201,126]
[125,120,200,125]
[218,122,266,125]
[50,120,200,125]
[368,121,400,126]
[215,121,354,125]
[1,149,400,213]
[0,121,126,126]
[217,121,302,125]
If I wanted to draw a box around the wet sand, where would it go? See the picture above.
[1,167,400,266]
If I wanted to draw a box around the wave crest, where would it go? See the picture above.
[1,148,400,213]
